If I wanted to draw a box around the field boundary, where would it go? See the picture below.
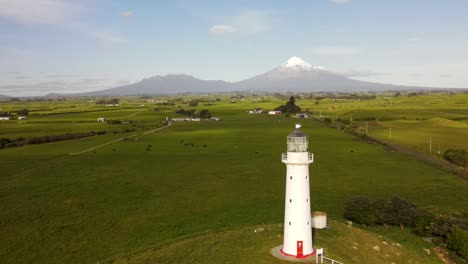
[315,118,464,177]
[69,122,172,155]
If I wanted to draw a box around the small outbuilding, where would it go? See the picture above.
[18,116,27,120]
[254,108,264,114]
[0,116,11,120]
[311,211,327,229]
[268,110,281,115]
[97,117,105,122]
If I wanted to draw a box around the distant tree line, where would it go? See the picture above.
[175,107,212,119]
[0,109,29,117]
[0,131,107,149]
[344,196,468,259]
[96,98,120,105]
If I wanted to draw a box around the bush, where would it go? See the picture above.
[0,137,12,148]
[444,149,468,167]
[15,109,29,116]
[107,120,122,125]
[344,196,376,225]
[447,227,468,259]
[188,100,199,107]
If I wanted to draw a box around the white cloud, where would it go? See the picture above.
[120,11,133,18]
[408,37,422,42]
[311,46,359,55]
[0,0,83,25]
[330,0,350,4]
[93,31,126,47]
[0,1,126,46]
[210,11,270,35]
[210,25,236,34]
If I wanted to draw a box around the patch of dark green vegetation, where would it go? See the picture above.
[275,96,301,114]
[444,149,468,167]
[344,196,468,260]
[175,107,212,118]
[0,131,107,148]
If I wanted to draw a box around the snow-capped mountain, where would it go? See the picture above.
[235,57,396,92]
[280,56,324,71]
[66,57,410,96]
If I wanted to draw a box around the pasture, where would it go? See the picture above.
[0,93,467,263]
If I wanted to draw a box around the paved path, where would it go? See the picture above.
[383,140,459,172]
[69,122,172,155]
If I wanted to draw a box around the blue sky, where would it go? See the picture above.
[1,0,467,96]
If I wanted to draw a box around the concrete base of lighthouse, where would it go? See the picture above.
[271,245,316,263]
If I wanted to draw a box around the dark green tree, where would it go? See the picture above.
[199,109,212,119]
[275,96,301,114]
[16,109,29,116]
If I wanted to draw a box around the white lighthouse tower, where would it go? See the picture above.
[281,124,315,258]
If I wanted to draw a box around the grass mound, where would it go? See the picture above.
[110,220,441,264]
[424,118,468,128]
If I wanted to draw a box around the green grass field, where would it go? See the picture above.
[0,93,467,263]
[111,220,441,264]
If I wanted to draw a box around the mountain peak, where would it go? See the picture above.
[281,56,324,71]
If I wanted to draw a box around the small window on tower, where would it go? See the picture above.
[290,176,292,180]
[307,221,310,225]
[306,198,308,202]
[289,222,291,226]
[306,176,308,179]
[289,199,292,203]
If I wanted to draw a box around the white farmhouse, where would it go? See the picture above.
[269,110,281,115]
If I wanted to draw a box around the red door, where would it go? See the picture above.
[297,241,303,257]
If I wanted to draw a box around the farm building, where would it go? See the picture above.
[171,117,220,122]
[0,116,11,120]
[268,110,281,115]
[171,118,188,122]
[18,116,27,120]
[171,118,199,122]
[296,113,309,119]
[97,117,105,122]
[248,108,264,114]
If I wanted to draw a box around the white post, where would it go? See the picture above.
[365,122,368,135]
[429,137,432,154]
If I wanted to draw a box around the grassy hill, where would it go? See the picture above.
[111,220,441,264]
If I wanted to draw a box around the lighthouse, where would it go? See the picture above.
[281,124,314,258]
